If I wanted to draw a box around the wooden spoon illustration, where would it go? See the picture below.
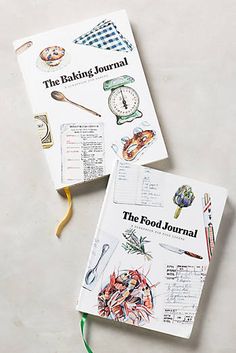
[51,91,101,117]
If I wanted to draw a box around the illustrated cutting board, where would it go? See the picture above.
[13,10,167,190]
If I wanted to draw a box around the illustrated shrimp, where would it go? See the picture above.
[98,269,156,326]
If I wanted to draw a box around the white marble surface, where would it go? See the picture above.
[1,0,236,352]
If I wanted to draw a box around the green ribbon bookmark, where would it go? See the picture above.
[81,313,93,353]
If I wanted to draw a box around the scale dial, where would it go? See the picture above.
[108,86,139,117]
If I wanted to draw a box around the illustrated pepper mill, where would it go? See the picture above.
[173,185,195,218]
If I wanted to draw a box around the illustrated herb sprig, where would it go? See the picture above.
[122,228,153,261]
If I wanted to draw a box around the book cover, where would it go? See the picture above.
[13,10,167,190]
[77,161,227,338]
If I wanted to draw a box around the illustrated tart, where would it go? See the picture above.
[39,46,65,66]
[122,129,156,161]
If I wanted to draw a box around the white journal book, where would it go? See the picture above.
[13,10,167,190]
[77,161,227,338]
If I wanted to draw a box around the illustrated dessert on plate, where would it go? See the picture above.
[122,128,156,161]
[39,46,65,66]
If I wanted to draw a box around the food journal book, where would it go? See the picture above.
[77,161,227,338]
[13,10,167,190]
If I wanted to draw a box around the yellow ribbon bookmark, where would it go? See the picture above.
[55,187,73,237]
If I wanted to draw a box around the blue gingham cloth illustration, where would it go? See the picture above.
[73,20,133,52]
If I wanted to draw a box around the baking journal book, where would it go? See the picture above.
[13,10,167,190]
[77,161,227,339]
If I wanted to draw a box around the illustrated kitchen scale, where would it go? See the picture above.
[103,75,143,125]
